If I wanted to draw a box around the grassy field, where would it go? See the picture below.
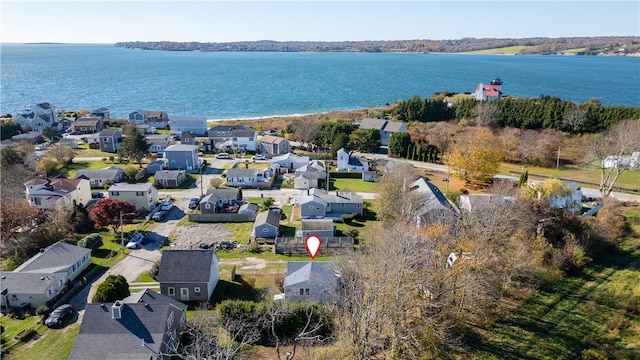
[463,46,528,55]
[329,177,378,193]
[464,204,640,359]
[0,314,79,360]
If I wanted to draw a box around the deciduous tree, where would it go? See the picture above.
[348,128,380,154]
[41,126,58,140]
[92,275,130,303]
[90,198,136,232]
[443,129,503,184]
[44,144,76,163]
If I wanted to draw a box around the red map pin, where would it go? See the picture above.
[305,235,322,260]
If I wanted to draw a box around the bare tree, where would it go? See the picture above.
[588,119,640,196]
[374,160,421,223]
[563,104,586,133]
[44,144,76,163]
[472,101,499,128]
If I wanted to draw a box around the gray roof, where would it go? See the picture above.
[300,188,362,206]
[283,261,336,288]
[98,129,120,137]
[271,152,309,164]
[359,118,388,130]
[254,210,280,228]
[0,272,66,294]
[239,203,259,213]
[108,183,153,192]
[69,289,186,360]
[157,250,217,283]
[409,177,459,217]
[153,170,184,181]
[227,168,259,178]
[75,166,123,181]
[382,120,406,132]
[208,125,252,132]
[164,144,199,152]
[301,219,334,231]
[202,188,241,203]
[231,129,256,137]
[170,116,206,122]
[13,241,90,273]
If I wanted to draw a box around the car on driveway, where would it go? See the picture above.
[251,154,265,160]
[188,197,201,209]
[126,232,145,249]
[45,304,73,328]
[152,211,166,221]
[160,201,173,211]
[215,152,230,159]
[91,192,104,199]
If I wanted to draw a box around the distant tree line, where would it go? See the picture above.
[115,36,640,54]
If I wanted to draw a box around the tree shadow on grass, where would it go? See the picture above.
[92,248,117,259]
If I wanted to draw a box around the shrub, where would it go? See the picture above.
[77,233,103,250]
[35,305,50,316]
[341,213,358,224]
[92,275,130,303]
[149,260,160,281]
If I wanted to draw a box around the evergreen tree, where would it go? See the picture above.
[120,125,150,167]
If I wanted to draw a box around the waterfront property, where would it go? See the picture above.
[170,116,208,136]
[73,117,102,134]
[358,117,407,146]
[13,102,61,134]
[208,125,257,152]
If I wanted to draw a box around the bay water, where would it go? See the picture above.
[1,43,638,119]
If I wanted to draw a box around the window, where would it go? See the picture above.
[136,191,144,196]
[305,289,310,295]
[167,312,174,328]
[299,288,304,295]
[341,203,345,208]
[263,228,268,232]
[180,312,186,327]
[47,288,53,296]
[32,197,42,205]
[111,191,119,196]
[309,205,314,209]
[168,287,175,296]
[59,278,64,286]
[205,203,211,209]
[249,137,254,141]
[194,287,201,293]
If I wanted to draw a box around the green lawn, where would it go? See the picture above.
[0,314,79,360]
[465,206,640,359]
[329,178,378,193]
[223,222,255,244]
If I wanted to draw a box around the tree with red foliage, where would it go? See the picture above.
[90,198,136,233]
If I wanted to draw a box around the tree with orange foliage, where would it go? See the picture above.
[443,129,503,184]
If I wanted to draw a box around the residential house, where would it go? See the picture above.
[271,152,310,172]
[157,250,219,302]
[14,103,61,133]
[145,110,169,129]
[107,183,158,211]
[90,107,110,123]
[293,159,327,189]
[409,177,459,226]
[0,241,91,308]
[146,160,165,175]
[69,289,187,360]
[98,129,123,153]
[180,131,199,146]
[474,78,503,101]
[459,194,516,213]
[59,137,78,149]
[73,117,102,134]
[12,131,43,144]
[200,188,243,214]
[337,148,369,172]
[358,118,407,146]
[164,144,201,172]
[528,180,583,214]
[24,176,92,210]
[149,138,176,154]
[208,125,257,152]
[154,170,186,188]
[300,188,363,219]
[170,116,207,136]
[75,166,124,188]
[251,210,280,239]
[282,262,341,304]
[225,168,267,188]
[238,203,259,215]
[300,219,335,242]
[135,124,156,134]
[260,135,290,156]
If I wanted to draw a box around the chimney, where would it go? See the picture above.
[112,300,124,319]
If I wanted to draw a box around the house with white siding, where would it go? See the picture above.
[170,116,208,136]
[24,176,92,210]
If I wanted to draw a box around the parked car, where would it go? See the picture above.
[215,153,230,159]
[152,211,166,221]
[35,144,46,151]
[126,232,145,249]
[160,201,173,211]
[188,197,200,209]
[91,192,104,199]
[45,304,73,328]
[251,154,265,160]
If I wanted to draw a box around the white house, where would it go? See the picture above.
[170,116,208,136]
[14,103,61,134]
[337,148,369,172]
[208,125,257,152]
[107,183,159,211]
[271,153,310,172]
[24,176,92,210]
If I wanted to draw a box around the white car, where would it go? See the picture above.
[251,154,265,160]
[160,201,173,211]
[126,233,144,249]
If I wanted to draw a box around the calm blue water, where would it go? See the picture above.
[1,43,639,119]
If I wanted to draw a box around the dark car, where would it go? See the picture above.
[91,192,104,199]
[188,197,200,209]
[45,304,73,328]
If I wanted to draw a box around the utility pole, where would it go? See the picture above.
[119,211,136,252]
[556,146,560,170]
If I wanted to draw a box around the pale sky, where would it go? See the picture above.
[1,1,638,44]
